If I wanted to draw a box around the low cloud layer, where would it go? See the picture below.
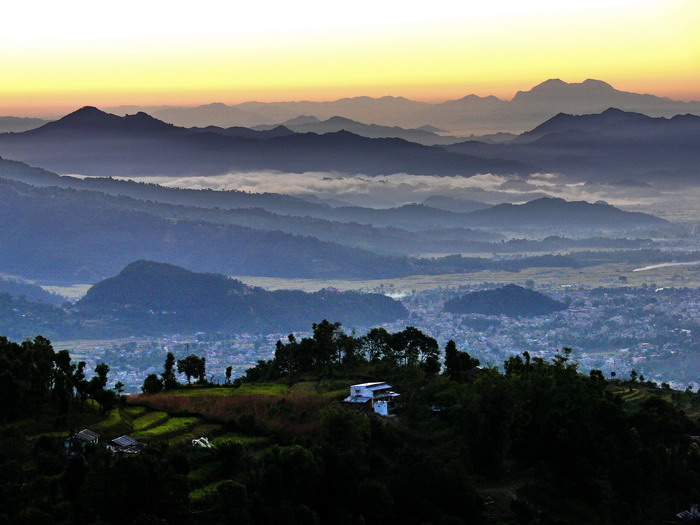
[115,171,664,208]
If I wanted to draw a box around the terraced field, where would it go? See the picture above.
[609,383,700,419]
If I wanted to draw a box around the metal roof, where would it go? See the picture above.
[366,383,392,391]
[344,395,372,403]
[75,429,99,441]
[112,435,139,447]
[351,382,392,390]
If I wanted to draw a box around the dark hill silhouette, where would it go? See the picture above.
[252,115,463,146]
[444,284,568,317]
[420,196,491,213]
[516,107,700,143]
[0,107,535,177]
[74,260,408,333]
[191,124,294,139]
[445,109,700,183]
[458,197,665,229]
[31,106,180,136]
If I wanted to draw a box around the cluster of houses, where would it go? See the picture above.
[64,429,142,455]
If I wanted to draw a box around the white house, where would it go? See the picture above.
[344,381,400,416]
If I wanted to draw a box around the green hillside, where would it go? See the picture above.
[1,328,699,525]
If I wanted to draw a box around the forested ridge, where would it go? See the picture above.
[444,284,569,317]
[1,323,699,525]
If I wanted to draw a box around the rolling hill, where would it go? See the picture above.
[73,260,409,334]
[444,284,568,317]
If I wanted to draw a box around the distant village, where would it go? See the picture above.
[57,284,700,393]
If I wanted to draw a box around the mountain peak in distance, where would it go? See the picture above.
[33,106,177,136]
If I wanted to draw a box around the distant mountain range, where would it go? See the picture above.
[0,175,425,283]
[0,161,657,284]
[446,108,700,183]
[444,284,568,317]
[1,103,696,186]
[0,107,534,177]
[106,79,700,133]
[72,261,408,335]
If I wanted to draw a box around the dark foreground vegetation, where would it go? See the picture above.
[1,323,699,525]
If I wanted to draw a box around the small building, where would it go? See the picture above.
[109,435,141,453]
[64,428,100,454]
[344,382,400,416]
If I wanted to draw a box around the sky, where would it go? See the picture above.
[2,0,699,116]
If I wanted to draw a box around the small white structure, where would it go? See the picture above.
[64,428,100,454]
[344,382,400,416]
[192,436,213,448]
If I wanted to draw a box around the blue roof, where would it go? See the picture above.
[112,435,138,447]
[344,395,372,403]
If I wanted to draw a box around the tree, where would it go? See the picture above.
[177,355,206,385]
[53,349,74,409]
[94,363,109,389]
[93,388,117,414]
[443,340,480,382]
[311,320,343,366]
[225,366,233,384]
[142,374,164,394]
[360,327,392,362]
[393,327,438,366]
[74,361,89,403]
[161,352,178,390]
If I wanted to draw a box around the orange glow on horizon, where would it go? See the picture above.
[1,0,698,116]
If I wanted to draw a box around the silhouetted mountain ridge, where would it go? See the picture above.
[445,108,700,183]
[455,197,665,228]
[0,107,535,177]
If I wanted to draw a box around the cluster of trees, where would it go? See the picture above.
[245,320,449,380]
[141,352,207,394]
[0,335,120,421]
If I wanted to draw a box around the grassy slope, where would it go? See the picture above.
[13,375,698,517]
